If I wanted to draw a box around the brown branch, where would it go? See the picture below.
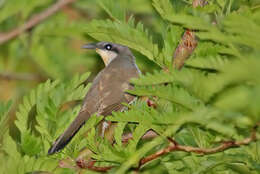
[0,72,43,81]
[76,159,114,172]
[75,130,158,172]
[172,0,208,70]
[0,0,76,45]
[75,125,258,172]
[138,125,258,168]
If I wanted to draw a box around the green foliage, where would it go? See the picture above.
[1,0,260,173]
[0,73,93,173]
[97,0,126,22]
[0,100,12,140]
[0,0,52,25]
[85,18,162,67]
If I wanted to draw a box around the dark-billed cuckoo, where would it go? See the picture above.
[48,42,140,155]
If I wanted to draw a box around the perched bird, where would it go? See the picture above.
[48,42,140,155]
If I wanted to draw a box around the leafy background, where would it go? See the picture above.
[0,0,260,173]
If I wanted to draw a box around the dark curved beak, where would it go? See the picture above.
[81,43,97,49]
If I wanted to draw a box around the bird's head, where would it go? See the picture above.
[82,42,133,66]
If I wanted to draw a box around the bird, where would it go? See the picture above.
[48,42,140,155]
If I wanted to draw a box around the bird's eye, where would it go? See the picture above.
[105,44,112,50]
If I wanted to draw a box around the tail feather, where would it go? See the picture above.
[48,110,90,155]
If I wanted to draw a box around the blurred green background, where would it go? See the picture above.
[1,1,260,173]
[0,0,162,117]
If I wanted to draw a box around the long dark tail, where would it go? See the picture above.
[48,110,90,155]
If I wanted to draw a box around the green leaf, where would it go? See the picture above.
[85,18,162,67]
[114,122,127,149]
[131,70,176,86]
[21,131,42,156]
[129,84,204,111]
[0,100,12,138]
[226,163,252,174]
[0,0,51,23]
[98,0,126,22]
[152,0,175,19]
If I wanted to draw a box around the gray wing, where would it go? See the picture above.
[81,56,139,116]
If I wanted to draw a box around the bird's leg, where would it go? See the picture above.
[97,121,116,143]
[101,121,109,137]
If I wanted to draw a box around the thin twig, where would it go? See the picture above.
[0,72,42,81]
[0,0,76,45]
[138,125,258,168]
[76,159,114,172]
[76,125,258,172]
